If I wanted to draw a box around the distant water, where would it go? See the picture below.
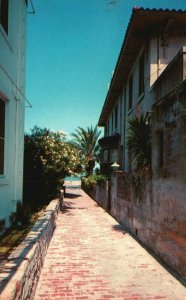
[65,175,83,181]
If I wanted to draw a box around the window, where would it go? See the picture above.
[120,97,122,133]
[139,53,145,96]
[112,112,114,132]
[115,104,118,129]
[110,149,118,163]
[128,146,132,172]
[0,0,9,34]
[157,130,163,168]
[129,75,133,110]
[104,125,107,137]
[0,218,5,234]
[0,99,5,175]
[103,150,108,163]
[107,120,110,136]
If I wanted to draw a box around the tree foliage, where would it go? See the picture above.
[71,125,101,174]
[23,126,81,206]
[126,115,152,170]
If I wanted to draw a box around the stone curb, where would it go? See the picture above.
[0,192,64,300]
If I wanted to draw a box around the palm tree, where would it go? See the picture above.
[126,114,151,170]
[71,125,101,174]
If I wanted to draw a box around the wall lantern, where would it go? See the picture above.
[111,161,120,171]
[145,110,155,125]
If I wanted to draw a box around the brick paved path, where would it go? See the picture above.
[34,187,186,300]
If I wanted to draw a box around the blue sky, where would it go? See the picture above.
[25,0,186,136]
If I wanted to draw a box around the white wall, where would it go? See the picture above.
[101,27,186,173]
[0,0,27,230]
[123,34,186,171]
[150,34,186,86]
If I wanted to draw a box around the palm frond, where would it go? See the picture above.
[126,114,151,170]
[71,125,102,164]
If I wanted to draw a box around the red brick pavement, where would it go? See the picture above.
[34,187,186,300]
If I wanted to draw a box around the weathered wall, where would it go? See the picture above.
[83,181,109,211]
[0,193,63,300]
[109,167,186,284]
[95,182,109,210]
[151,81,186,280]
[108,80,186,283]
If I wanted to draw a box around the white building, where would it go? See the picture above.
[0,0,27,233]
[98,8,186,173]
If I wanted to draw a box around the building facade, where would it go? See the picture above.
[98,8,186,281]
[0,0,27,233]
[98,8,186,172]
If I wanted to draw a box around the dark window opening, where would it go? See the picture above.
[157,130,163,168]
[104,125,107,137]
[120,97,122,133]
[0,99,5,175]
[128,146,132,172]
[115,104,118,129]
[0,218,5,233]
[0,0,9,34]
[139,53,145,96]
[107,120,109,136]
[112,112,114,132]
[129,75,133,110]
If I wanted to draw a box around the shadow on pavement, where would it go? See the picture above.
[61,199,87,215]
[65,192,82,199]
[112,224,127,234]
[65,185,81,189]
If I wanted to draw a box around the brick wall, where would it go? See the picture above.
[0,193,64,300]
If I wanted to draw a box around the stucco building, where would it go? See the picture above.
[0,0,27,233]
[98,8,186,171]
[98,8,186,281]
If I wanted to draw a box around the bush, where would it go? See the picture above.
[93,174,107,186]
[23,126,81,208]
[81,174,107,195]
[9,201,31,226]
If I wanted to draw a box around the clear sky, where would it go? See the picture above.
[25,0,186,136]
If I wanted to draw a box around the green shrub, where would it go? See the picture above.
[94,174,107,186]
[81,176,96,194]
[10,201,31,226]
[23,126,81,207]
[81,174,107,195]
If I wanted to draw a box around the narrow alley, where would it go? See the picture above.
[34,185,186,300]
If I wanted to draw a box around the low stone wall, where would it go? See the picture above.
[0,193,63,300]
[94,182,109,210]
[82,180,109,211]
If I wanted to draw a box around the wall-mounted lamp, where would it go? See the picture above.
[111,161,120,171]
[145,111,155,125]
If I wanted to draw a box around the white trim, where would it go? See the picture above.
[0,90,8,101]
[0,177,9,185]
